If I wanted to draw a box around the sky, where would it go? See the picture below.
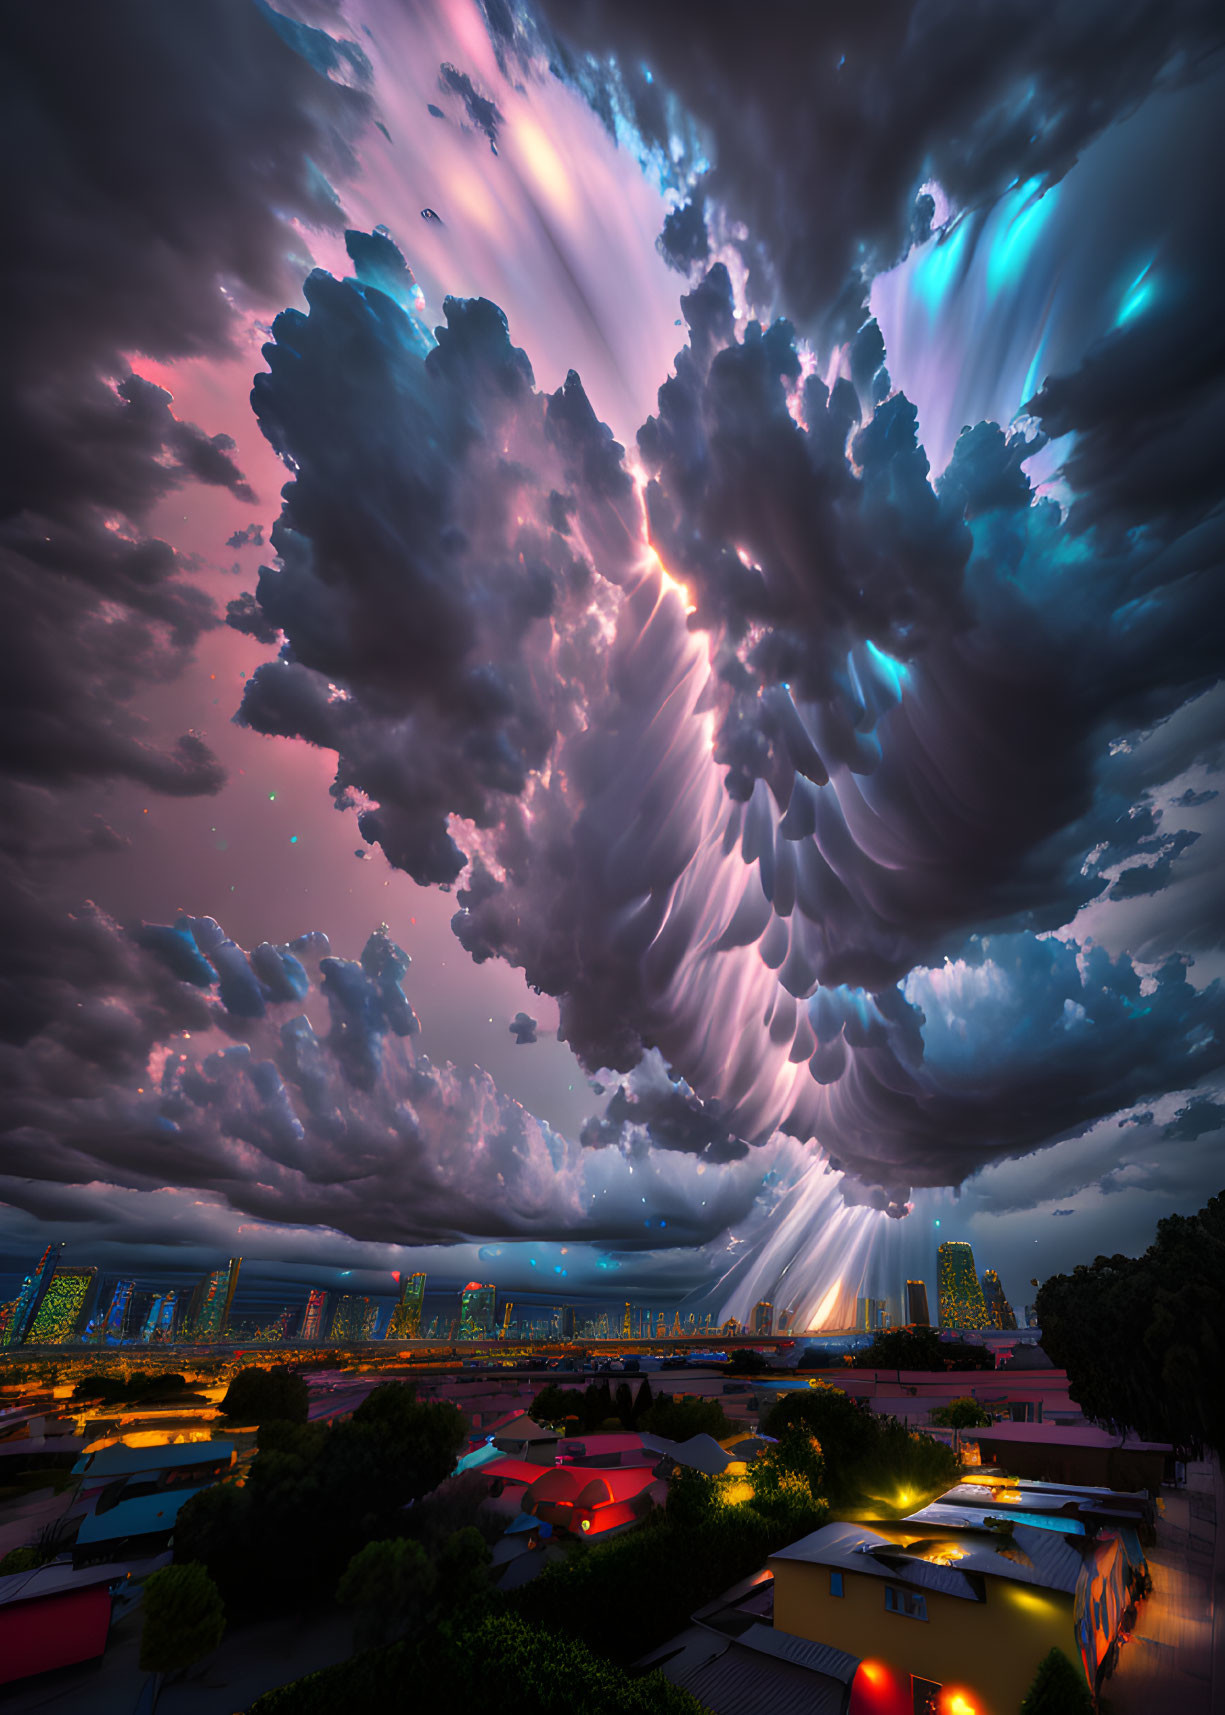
[2,0,1223,1331]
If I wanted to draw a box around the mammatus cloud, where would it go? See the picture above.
[233,198,1225,1211]
[508,1012,538,1045]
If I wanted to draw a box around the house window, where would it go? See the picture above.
[885,1585,928,1621]
[912,1677,942,1715]
[830,1572,844,1597]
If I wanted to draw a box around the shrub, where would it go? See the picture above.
[1019,1648,1094,1714]
[219,1365,309,1425]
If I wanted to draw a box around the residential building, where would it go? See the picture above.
[937,1241,990,1330]
[751,1300,774,1337]
[459,1282,495,1340]
[770,1511,1137,1712]
[26,1268,98,1344]
[981,1268,1018,1330]
[386,1271,426,1339]
[906,1279,931,1326]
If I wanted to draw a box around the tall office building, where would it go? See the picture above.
[856,1296,887,1333]
[187,1258,242,1339]
[300,1288,327,1342]
[938,1242,990,1330]
[101,1279,135,1344]
[622,1302,632,1338]
[655,1311,666,1337]
[751,1300,774,1337]
[981,1269,1018,1331]
[26,1267,97,1344]
[458,1283,495,1341]
[561,1305,576,1340]
[7,1244,63,1346]
[329,1294,377,1342]
[906,1280,931,1327]
[387,1271,427,1339]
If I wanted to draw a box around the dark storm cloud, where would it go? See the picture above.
[1052,1209,1076,1217]
[438,62,503,148]
[533,0,1225,337]
[0,1,371,1061]
[508,1011,538,1045]
[0,913,779,1253]
[580,1053,749,1166]
[1162,1094,1225,1141]
[227,523,266,550]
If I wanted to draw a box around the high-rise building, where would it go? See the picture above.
[751,1300,774,1337]
[856,1296,887,1333]
[981,1269,1018,1331]
[387,1271,427,1339]
[622,1302,632,1338]
[458,1283,495,1341]
[101,1279,135,1344]
[300,1288,327,1342]
[1024,1303,1039,1329]
[328,1294,376,1342]
[938,1242,990,1330]
[561,1305,576,1340]
[655,1311,666,1338]
[26,1267,97,1344]
[906,1280,931,1327]
[7,1244,63,1346]
[187,1258,242,1339]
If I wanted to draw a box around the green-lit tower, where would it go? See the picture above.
[937,1241,990,1331]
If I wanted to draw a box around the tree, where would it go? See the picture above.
[337,1537,435,1649]
[749,1424,824,1509]
[929,1395,992,1455]
[1038,1190,1225,1455]
[641,1394,733,1442]
[723,1349,764,1375]
[219,1365,309,1424]
[1019,1648,1094,1714]
[665,1465,719,1529]
[139,1562,225,1675]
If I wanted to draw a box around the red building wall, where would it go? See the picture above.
[0,1586,112,1685]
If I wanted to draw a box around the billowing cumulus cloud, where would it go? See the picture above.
[4,0,1224,1305]
[0,912,788,1256]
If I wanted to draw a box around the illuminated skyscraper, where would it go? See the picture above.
[655,1312,666,1337]
[387,1271,427,1339]
[329,1294,376,1342]
[906,1280,931,1327]
[622,1302,632,1338]
[856,1296,887,1332]
[751,1300,774,1337]
[26,1267,97,1344]
[562,1305,577,1340]
[7,1244,63,1346]
[187,1257,242,1339]
[981,1270,1018,1330]
[459,1282,495,1340]
[938,1242,990,1331]
[300,1289,327,1342]
[102,1279,135,1344]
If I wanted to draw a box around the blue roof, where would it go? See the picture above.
[75,1440,233,1478]
[76,1486,207,1544]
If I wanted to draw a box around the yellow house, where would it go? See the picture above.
[769,1519,1088,1715]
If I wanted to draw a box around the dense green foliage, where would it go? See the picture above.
[139,1562,226,1674]
[71,1371,207,1406]
[247,1613,705,1715]
[852,1326,995,1370]
[174,1381,466,1617]
[530,1377,654,1433]
[760,1381,958,1509]
[0,1546,40,1574]
[336,1524,492,1649]
[1019,1647,1094,1714]
[218,1364,309,1424]
[1037,1191,1225,1454]
[511,1486,826,1663]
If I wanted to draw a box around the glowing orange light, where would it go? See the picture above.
[946,1696,977,1715]
[859,1661,884,1684]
